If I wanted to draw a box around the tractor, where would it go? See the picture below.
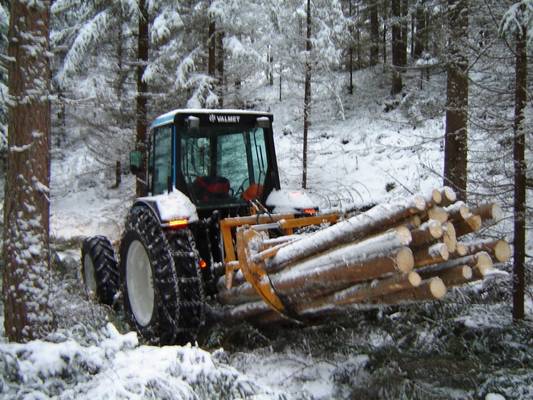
[81,109,508,345]
[81,109,327,344]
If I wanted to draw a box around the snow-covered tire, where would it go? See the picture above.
[81,235,119,306]
[119,206,205,345]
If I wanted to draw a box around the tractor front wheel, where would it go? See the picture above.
[120,206,205,345]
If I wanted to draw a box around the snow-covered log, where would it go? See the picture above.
[265,195,426,272]
[410,219,443,247]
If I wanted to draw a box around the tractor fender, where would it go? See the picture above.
[265,188,319,214]
[133,189,199,226]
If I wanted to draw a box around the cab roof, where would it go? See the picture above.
[150,109,273,129]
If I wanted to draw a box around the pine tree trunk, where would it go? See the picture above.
[414,1,426,58]
[443,0,468,201]
[400,0,408,66]
[369,1,379,66]
[302,0,311,189]
[3,0,53,342]
[512,21,527,321]
[208,12,216,78]
[391,0,403,94]
[348,0,353,94]
[136,0,149,196]
[216,29,224,107]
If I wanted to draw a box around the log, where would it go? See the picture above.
[266,195,426,272]
[378,277,447,303]
[259,234,307,251]
[442,222,457,253]
[424,188,443,207]
[439,186,457,206]
[420,265,473,287]
[421,251,493,275]
[413,243,449,267]
[445,201,471,222]
[217,244,414,305]
[426,206,449,223]
[471,203,503,223]
[410,219,443,247]
[452,242,468,257]
[454,215,482,237]
[333,271,422,305]
[461,239,511,263]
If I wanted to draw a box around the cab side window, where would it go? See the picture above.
[152,125,173,195]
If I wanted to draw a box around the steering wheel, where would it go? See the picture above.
[234,177,249,198]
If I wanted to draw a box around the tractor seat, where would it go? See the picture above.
[193,176,231,202]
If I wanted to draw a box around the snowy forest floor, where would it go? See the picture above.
[0,67,532,399]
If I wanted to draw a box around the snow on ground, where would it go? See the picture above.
[0,324,283,399]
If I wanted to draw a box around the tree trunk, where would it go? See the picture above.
[216,29,224,107]
[3,0,53,342]
[414,1,426,58]
[443,0,468,201]
[512,20,527,321]
[369,1,379,66]
[391,0,403,94]
[348,0,354,94]
[208,11,216,77]
[135,0,149,196]
[400,0,408,66]
[302,0,311,189]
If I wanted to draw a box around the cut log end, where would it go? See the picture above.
[462,265,473,280]
[412,195,427,212]
[395,225,413,245]
[440,186,457,205]
[428,219,443,239]
[427,206,449,223]
[442,222,457,253]
[397,247,415,273]
[408,271,422,287]
[494,240,511,262]
[475,251,493,269]
[455,243,467,257]
[429,277,447,299]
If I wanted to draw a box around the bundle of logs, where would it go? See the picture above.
[217,187,510,323]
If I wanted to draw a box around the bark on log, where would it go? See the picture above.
[420,265,472,287]
[454,214,482,237]
[378,277,447,303]
[266,195,426,272]
[218,244,414,305]
[461,239,511,263]
[445,201,471,222]
[471,203,503,223]
[414,243,449,267]
[421,251,492,275]
[411,219,443,247]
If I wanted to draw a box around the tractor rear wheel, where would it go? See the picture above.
[81,236,119,306]
[119,206,205,345]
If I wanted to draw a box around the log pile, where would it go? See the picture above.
[217,187,509,323]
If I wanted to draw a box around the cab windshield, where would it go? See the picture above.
[180,126,269,208]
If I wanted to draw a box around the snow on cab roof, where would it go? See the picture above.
[150,109,273,129]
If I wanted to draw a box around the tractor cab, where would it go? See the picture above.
[133,110,281,217]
